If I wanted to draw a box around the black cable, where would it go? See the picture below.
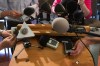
[75,32,95,66]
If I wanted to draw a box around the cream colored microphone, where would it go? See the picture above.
[52,17,69,33]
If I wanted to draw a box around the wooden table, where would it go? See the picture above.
[9,24,95,66]
[9,38,94,66]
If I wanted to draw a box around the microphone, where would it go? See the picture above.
[52,17,100,37]
[40,2,51,13]
[21,5,38,21]
[65,0,78,14]
[55,4,67,14]
[38,2,51,21]
[54,4,68,17]
[61,0,84,24]
[23,6,35,16]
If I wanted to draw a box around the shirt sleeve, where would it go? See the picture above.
[51,0,62,13]
[84,0,92,19]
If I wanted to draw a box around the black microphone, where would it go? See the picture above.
[54,4,68,17]
[61,0,84,24]
[65,0,78,14]
[24,6,35,16]
[40,2,51,13]
[55,4,67,14]
[52,17,100,37]
[24,7,34,16]
[21,5,37,22]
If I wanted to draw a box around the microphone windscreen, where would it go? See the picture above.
[40,2,51,13]
[52,17,69,33]
[24,7,35,16]
[55,4,66,14]
[66,1,78,14]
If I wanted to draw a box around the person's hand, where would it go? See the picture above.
[1,30,11,38]
[70,37,93,56]
[1,10,22,18]
[1,35,16,49]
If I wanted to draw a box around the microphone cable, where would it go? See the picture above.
[74,32,95,66]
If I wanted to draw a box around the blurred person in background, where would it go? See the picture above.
[51,0,92,19]
[0,0,39,29]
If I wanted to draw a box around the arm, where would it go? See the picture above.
[0,29,16,50]
[70,36,100,56]
[0,29,3,36]
[0,10,22,18]
[0,29,11,37]
[78,0,92,19]
[0,35,16,50]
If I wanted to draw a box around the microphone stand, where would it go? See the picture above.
[14,38,31,59]
[38,2,51,24]
[38,11,51,24]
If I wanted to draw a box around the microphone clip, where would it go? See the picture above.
[22,38,31,48]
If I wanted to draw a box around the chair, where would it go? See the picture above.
[91,0,97,18]
[84,0,98,25]
[89,44,100,66]
[91,0,100,20]
[97,0,100,20]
